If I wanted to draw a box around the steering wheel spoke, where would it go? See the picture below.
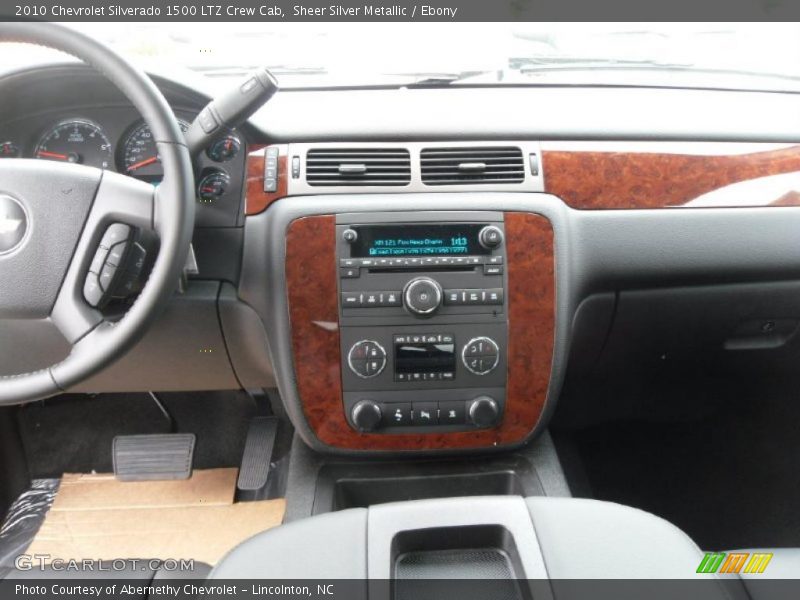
[50,171,157,344]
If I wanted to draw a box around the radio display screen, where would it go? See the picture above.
[350,224,490,257]
[394,335,456,376]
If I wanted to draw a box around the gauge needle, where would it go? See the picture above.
[127,156,159,172]
[37,150,69,160]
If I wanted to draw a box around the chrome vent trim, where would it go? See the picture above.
[420,146,525,186]
[306,148,411,187]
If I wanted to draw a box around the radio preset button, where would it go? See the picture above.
[444,288,503,306]
[341,291,401,308]
[485,289,503,304]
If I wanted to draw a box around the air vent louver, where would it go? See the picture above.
[306,148,411,186]
[420,146,525,185]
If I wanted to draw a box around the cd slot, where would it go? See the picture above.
[368,266,475,274]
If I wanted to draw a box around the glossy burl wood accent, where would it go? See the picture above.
[541,143,800,209]
[286,213,555,451]
[245,144,288,215]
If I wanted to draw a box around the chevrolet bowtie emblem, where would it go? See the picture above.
[0,216,22,234]
[0,194,28,255]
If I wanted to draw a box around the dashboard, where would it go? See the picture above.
[4,62,800,456]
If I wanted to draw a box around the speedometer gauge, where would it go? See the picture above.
[120,119,190,183]
[35,119,112,169]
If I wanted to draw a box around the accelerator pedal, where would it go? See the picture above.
[112,433,196,481]
[237,417,278,496]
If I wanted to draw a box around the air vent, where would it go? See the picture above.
[306,148,411,186]
[420,146,525,186]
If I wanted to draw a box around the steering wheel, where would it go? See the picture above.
[0,23,194,404]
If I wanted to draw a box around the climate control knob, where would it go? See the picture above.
[347,340,387,378]
[351,400,382,432]
[403,277,443,316]
[462,336,500,375]
[468,396,500,428]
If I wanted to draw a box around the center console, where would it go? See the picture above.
[337,214,508,434]
[210,496,717,587]
[280,206,556,453]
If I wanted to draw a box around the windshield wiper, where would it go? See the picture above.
[513,56,692,73]
[389,70,495,87]
[189,64,327,78]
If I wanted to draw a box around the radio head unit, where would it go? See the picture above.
[336,214,509,435]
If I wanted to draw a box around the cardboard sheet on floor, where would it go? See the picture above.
[25,468,285,566]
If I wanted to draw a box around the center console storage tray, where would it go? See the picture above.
[312,455,543,514]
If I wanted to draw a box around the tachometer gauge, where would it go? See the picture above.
[121,119,190,183]
[35,119,112,168]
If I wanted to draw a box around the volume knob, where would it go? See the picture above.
[351,400,382,432]
[478,225,503,249]
[468,396,500,428]
[403,277,443,316]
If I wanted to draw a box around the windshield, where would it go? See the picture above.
[9,22,800,91]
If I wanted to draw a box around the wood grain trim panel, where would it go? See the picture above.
[245,144,288,215]
[286,213,555,451]
[542,143,800,209]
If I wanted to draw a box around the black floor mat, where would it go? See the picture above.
[17,391,256,478]
[559,388,800,551]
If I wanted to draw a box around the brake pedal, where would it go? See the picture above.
[113,433,195,481]
[237,417,278,494]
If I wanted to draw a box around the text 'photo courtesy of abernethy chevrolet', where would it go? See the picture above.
[2,5,800,600]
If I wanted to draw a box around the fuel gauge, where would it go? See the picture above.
[197,170,231,204]
[0,141,20,158]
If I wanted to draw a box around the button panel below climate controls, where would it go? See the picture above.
[353,399,494,430]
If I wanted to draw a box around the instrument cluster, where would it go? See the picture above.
[0,111,246,217]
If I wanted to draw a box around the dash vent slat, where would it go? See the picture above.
[306,148,411,187]
[421,146,524,185]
